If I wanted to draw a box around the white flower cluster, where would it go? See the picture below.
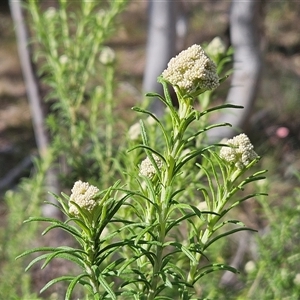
[139,154,162,178]
[99,46,115,65]
[161,44,219,94]
[69,180,100,215]
[205,37,226,59]
[219,133,258,169]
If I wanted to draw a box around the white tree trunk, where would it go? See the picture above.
[9,0,60,218]
[207,0,264,142]
[142,1,177,116]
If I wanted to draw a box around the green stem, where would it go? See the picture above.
[148,210,166,300]
[104,65,114,186]
[187,227,212,285]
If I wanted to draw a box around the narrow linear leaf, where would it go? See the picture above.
[41,249,86,269]
[170,242,197,264]
[16,247,58,260]
[134,222,157,246]
[65,274,89,300]
[98,274,116,300]
[194,263,239,283]
[40,276,75,294]
[41,223,84,241]
[204,227,257,250]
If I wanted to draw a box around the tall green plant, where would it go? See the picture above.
[1,1,128,299]
[28,0,128,186]
[241,177,300,300]
[18,43,267,299]
[0,155,52,300]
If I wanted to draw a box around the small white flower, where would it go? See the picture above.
[128,122,141,141]
[139,154,162,178]
[293,273,300,286]
[44,7,57,20]
[205,37,226,59]
[244,260,256,274]
[99,46,115,65]
[220,133,258,169]
[128,116,157,141]
[69,180,99,215]
[59,55,68,65]
[161,44,219,94]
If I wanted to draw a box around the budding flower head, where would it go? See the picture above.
[59,55,68,65]
[44,7,57,20]
[139,154,162,179]
[99,46,115,65]
[205,37,226,61]
[161,44,219,96]
[128,116,156,141]
[69,180,100,215]
[219,133,258,169]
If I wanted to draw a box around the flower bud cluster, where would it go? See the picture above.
[139,154,162,179]
[161,44,219,94]
[220,133,258,169]
[128,116,156,141]
[69,180,99,215]
[99,46,115,65]
[205,37,226,60]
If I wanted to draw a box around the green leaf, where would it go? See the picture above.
[131,243,156,266]
[175,145,214,174]
[65,274,90,300]
[16,247,58,260]
[24,216,60,224]
[43,199,65,213]
[197,163,216,209]
[212,219,246,232]
[223,193,268,215]
[100,221,144,242]
[41,223,85,241]
[140,119,149,147]
[189,205,206,221]
[134,222,158,246]
[166,212,196,234]
[98,274,116,300]
[40,276,75,294]
[193,263,239,284]
[163,262,186,280]
[24,253,51,272]
[144,92,163,98]
[116,256,140,276]
[65,217,91,238]
[199,103,244,118]
[102,258,126,274]
[187,122,232,142]
[131,107,171,151]
[203,227,257,251]
[170,242,197,264]
[121,276,151,290]
[41,248,86,269]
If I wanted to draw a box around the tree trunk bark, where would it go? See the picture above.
[207,0,264,142]
[9,0,60,218]
[142,1,177,116]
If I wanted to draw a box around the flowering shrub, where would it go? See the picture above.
[17,5,267,298]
